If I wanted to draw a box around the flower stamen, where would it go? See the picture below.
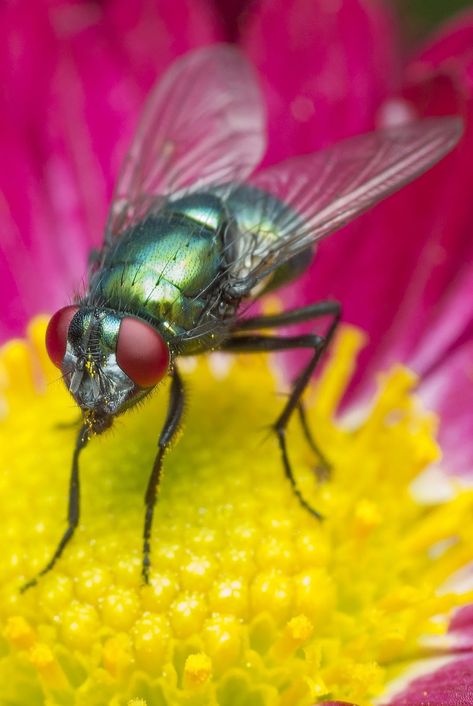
[0,317,472,705]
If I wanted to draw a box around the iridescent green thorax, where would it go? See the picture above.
[88,197,227,353]
[87,188,312,355]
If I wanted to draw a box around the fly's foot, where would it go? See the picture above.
[314,457,332,483]
[297,401,332,483]
[273,423,324,521]
[20,576,38,594]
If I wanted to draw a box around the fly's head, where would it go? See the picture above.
[45,306,170,433]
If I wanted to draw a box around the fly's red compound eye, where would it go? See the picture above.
[45,306,79,368]
[116,317,170,388]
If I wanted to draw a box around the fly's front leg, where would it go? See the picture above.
[21,424,90,592]
[142,367,185,584]
[233,301,341,479]
[221,332,329,519]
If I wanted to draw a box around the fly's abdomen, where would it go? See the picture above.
[221,184,313,294]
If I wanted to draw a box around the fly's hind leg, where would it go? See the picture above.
[142,368,185,584]
[221,313,340,519]
[230,301,341,482]
[296,400,331,481]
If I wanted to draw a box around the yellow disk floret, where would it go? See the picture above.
[0,317,472,706]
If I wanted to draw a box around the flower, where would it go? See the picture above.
[1,0,473,704]
[2,320,473,705]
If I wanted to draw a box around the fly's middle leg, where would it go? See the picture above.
[221,299,341,519]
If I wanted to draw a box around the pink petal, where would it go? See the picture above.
[409,264,473,375]
[213,0,251,39]
[381,12,473,372]
[0,0,221,340]
[385,604,473,705]
[383,14,473,472]
[385,657,473,705]
[241,0,399,165]
[348,102,469,392]
[281,10,473,407]
[451,605,473,634]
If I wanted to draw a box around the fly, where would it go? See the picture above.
[21,45,462,591]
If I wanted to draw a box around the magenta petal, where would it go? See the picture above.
[346,124,470,394]
[45,0,222,223]
[275,98,466,398]
[342,13,473,390]
[354,14,473,380]
[444,605,473,654]
[0,0,221,340]
[448,604,473,654]
[385,657,473,705]
[241,0,399,164]
[409,265,473,375]
[383,594,473,705]
[388,12,473,371]
[0,119,83,337]
[212,0,251,39]
[451,605,473,633]
[275,9,473,396]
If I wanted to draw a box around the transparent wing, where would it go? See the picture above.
[105,44,266,241]
[235,117,462,284]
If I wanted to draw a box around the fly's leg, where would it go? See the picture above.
[142,368,185,584]
[221,332,330,518]
[235,300,340,331]
[231,301,341,480]
[21,424,90,592]
[296,401,331,481]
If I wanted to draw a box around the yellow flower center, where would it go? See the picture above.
[0,317,472,706]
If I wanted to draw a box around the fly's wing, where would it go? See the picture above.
[105,45,266,242]
[231,117,462,287]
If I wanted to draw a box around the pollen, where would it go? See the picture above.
[0,316,472,705]
[183,652,213,687]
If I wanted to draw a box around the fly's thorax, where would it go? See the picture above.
[88,197,239,347]
[85,187,312,358]
[93,214,218,314]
